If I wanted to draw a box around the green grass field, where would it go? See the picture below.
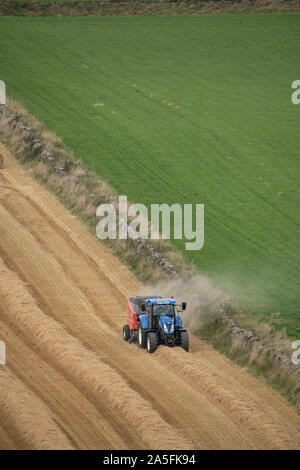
[0,14,299,335]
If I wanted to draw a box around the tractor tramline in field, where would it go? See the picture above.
[123,296,189,353]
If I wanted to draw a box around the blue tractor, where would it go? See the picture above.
[137,297,189,353]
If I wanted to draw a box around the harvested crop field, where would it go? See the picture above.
[0,144,299,449]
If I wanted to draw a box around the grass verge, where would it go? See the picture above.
[195,313,300,411]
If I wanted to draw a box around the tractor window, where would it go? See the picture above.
[138,304,145,314]
[131,303,138,313]
[152,304,174,317]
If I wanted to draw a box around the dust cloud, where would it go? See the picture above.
[142,274,227,329]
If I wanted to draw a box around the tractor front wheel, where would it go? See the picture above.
[179,331,189,352]
[123,324,130,341]
[138,323,146,348]
[147,332,158,353]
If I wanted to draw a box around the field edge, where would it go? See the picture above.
[1,0,300,18]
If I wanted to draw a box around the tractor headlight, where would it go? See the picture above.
[163,323,174,334]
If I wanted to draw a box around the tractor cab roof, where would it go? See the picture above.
[130,295,161,306]
[145,298,176,305]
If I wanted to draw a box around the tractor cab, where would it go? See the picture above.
[144,297,177,330]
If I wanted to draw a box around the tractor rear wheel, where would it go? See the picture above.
[138,323,146,348]
[179,331,189,352]
[147,332,158,353]
[123,324,130,341]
